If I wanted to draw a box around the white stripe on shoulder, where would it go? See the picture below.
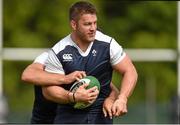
[95,31,112,43]
[52,34,73,54]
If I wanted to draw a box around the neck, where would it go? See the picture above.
[71,33,90,52]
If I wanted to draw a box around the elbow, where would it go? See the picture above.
[133,68,138,84]
[21,71,30,82]
[21,68,36,84]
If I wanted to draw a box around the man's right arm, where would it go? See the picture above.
[21,51,86,86]
[21,63,86,86]
[21,63,64,85]
[21,51,98,104]
[21,51,66,86]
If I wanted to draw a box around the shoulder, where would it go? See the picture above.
[34,51,49,64]
[52,34,72,54]
[95,31,112,43]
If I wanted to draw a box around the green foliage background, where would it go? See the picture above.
[3,0,177,123]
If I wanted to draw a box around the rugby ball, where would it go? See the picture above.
[69,76,100,109]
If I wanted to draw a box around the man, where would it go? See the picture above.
[22,51,119,123]
[42,1,137,124]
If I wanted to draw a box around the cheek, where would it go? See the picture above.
[79,26,89,32]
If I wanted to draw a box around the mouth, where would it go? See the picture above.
[88,32,95,37]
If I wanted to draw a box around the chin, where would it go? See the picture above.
[88,37,95,42]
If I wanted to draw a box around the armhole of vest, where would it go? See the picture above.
[51,49,56,55]
[51,48,61,63]
[51,49,59,59]
[109,38,113,59]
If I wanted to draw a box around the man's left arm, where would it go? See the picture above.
[112,54,138,117]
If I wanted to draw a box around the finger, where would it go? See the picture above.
[123,108,128,114]
[89,93,98,99]
[88,95,98,101]
[108,109,113,119]
[112,104,117,116]
[117,104,127,116]
[80,83,89,88]
[89,89,99,97]
[119,108,127,116]
[87,86,98,93]
[77,73,83,79]
[115,108,121,116]
[103,107,107,117]
[88,92,98,99]
[78,71,86,79]
[88,99,95,104]
[119,110,126,116]
[81,71,86,77]
[108,112,112,119]
[76,77,80,81]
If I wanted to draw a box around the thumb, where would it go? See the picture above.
[103,107,107,117]
[76,77,80,81]
[112,104,116,115]
[108,109,113,119]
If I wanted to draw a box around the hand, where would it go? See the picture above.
[103,97,114,119]
[74,83,99,104]
[65,71,86,84]
[112,95,128,117]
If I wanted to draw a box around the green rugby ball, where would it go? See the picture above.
[69,76,100,109]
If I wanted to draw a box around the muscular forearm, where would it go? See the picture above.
[42,86,74,104]
[42,84,99,104]
[108,83,119,100]
[113,55,138,101]
[118,66,138,100]
[21,63,66,86]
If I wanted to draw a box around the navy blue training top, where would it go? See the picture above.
[45,31,125,113]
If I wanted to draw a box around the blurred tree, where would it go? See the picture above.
[99,1,177,49]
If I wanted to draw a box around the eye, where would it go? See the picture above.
[84,23,89,26]
[84,22,91,26]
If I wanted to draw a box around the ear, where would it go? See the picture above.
[70,20,77,31]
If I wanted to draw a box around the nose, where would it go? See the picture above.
[90,23,96,31]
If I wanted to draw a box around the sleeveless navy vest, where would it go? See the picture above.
[54,39,113,112]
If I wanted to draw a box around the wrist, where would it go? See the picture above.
[117,94,128,104]
[56,74,67,85]
[64,75,70,84]
[63,75,67,84]
[107,96,116,101]
[73,92,76,102]
[68,92,75,103]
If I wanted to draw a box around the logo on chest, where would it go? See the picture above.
[92,49,97,56]
[62,54,73,62]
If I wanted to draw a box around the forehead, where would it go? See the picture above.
[79,14,97,22]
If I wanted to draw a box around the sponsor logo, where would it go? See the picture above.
[62,54,73,62]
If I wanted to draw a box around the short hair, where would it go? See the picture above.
[69,1,97,21]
